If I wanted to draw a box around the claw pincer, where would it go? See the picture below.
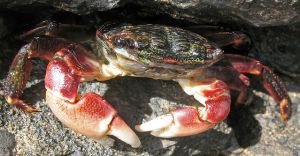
[136,79,231,137]
[45,48,141,148]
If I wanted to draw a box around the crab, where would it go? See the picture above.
[4,21,292,148]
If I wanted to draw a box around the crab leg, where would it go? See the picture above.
[204,31,251,50]
[18,20,88,39]
[45,47,141,148]
[194,66,251,105]
[136,79,231,138]
[3,36,74,112]
[223,54,292,121]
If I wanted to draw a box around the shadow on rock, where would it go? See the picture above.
[227,102,263,148]
[153,129,233,156]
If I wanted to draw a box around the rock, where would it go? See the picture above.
[0,130,16,156]
[233,80,300,156]
[0,16,8,38]
[249,25,300,78]
[1,0,299,26]
[139,0,300,27]
[0,0,123,14]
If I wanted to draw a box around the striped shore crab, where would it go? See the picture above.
[4,22,292,148]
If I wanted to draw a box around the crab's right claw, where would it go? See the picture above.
[45,48,141,148]
[46,92,141,148]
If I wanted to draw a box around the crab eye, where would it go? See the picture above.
[114,37,135,49]
[114,38,126,47]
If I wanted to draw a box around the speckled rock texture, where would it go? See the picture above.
[0,0,299,156]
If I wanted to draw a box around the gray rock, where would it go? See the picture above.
[1,0,299,26]
[139,0,300,27]
[0,0,123,14]
[0,130,16,156]
[249,25,300,78]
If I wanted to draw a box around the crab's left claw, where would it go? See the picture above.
[135,107,216,137]
[136,79,230,138]
[45,47,141,148]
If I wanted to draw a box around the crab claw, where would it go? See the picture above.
[44,48,141,148]
[136,79,231,138]
[46,91,141,148]
[135,107,216,138]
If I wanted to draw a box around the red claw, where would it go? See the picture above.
[136,79,231,138]
[45,59,81,102]
[45,48,141,148]
[136,107,216,138]
[46,91,141,148]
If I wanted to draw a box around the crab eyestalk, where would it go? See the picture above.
[45,48,141,148]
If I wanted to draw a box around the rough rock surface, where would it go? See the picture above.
[0,0,299,156]
[0,130,16,156]
[1,0,299,26]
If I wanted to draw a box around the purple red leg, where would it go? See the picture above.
[196,66,251,105]
[3,36,74,112]
[223,54,292,121]
[18,20,88,39]
[206,32,291,121]
[205,32,251,50]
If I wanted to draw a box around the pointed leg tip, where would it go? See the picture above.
[280,98,292,121]
[6,97,39,113]
[24,107,40,113]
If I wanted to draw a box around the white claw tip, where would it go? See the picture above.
[135,125,144,132]
[135,114,174,132]
[131,140,142,148]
